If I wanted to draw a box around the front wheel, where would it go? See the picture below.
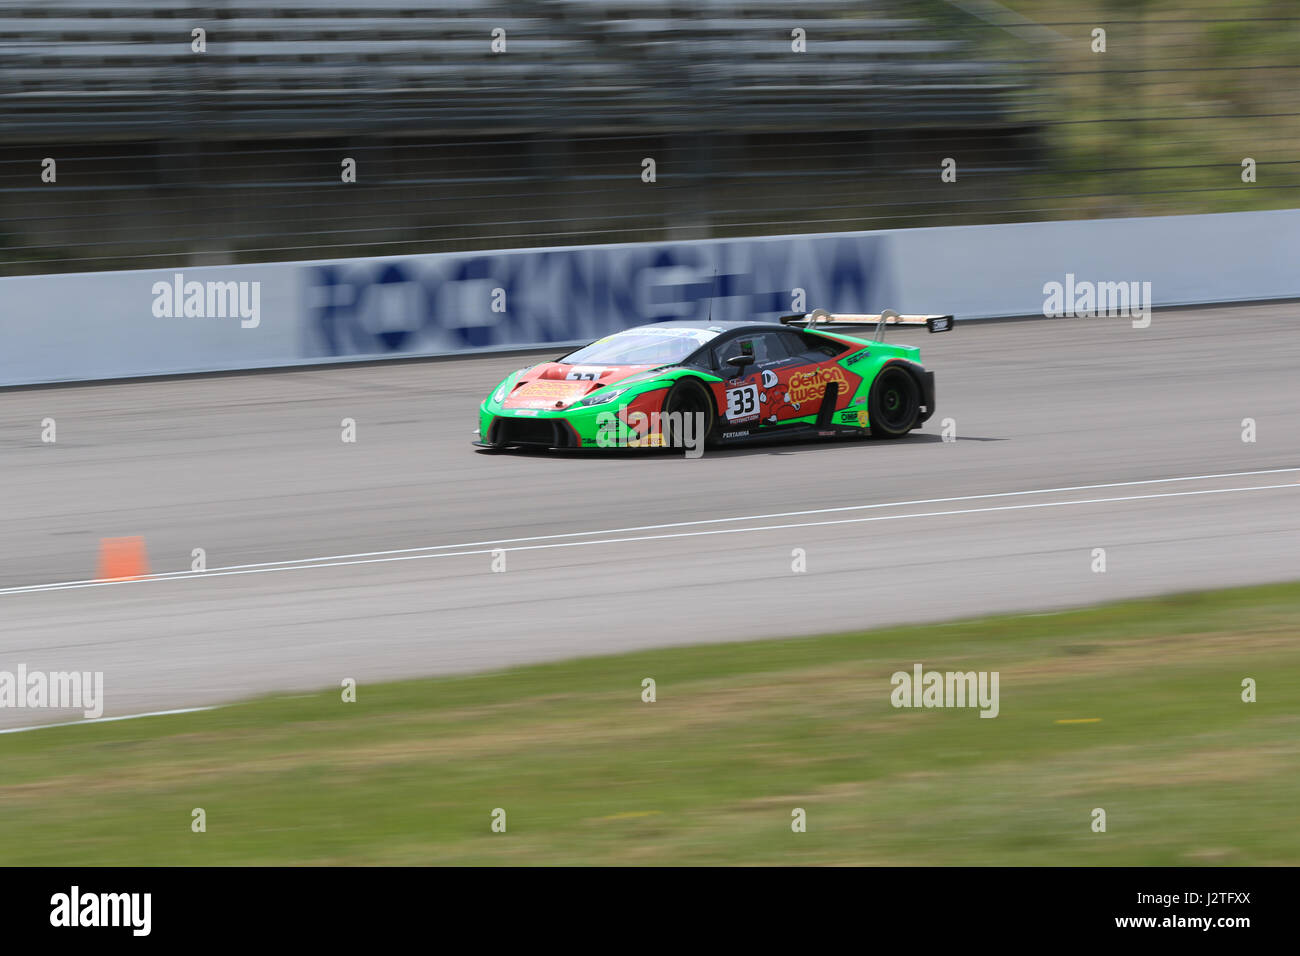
[868,366,920,438]
[661,378,716,450]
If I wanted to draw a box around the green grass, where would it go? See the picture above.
[2,582,1298,865]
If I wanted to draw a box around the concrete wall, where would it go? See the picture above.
[3,209,1297,386]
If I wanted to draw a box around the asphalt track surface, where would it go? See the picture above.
[2,303,1298,729]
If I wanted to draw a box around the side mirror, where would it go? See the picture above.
[726,354,755,372]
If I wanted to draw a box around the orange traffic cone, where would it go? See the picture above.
[96,536,150,581]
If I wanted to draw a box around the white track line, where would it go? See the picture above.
[4,466,1298,595]
[3,476,1296,596]
[0,706,219,735]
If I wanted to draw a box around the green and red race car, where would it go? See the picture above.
[474,309,952,451]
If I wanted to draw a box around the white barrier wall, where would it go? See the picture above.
[2,209,1297,386]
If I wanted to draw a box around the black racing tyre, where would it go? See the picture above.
[661,378,716,450]
[868,365,921,439]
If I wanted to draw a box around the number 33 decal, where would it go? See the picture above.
[726,384,759,420]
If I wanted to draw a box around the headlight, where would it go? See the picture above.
[575,386,629,407]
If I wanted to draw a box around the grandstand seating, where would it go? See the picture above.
[0,0,1023,140]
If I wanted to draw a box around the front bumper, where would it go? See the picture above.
[477,383,673,450]
[477,414,583,449]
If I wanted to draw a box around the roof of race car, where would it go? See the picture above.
[633,320,787,335]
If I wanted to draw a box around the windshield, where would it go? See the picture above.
[560,326,719,367]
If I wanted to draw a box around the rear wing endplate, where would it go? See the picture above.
[780,309,954,341]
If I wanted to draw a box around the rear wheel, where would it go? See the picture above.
[868,366,920,438]
[661,378,716,450]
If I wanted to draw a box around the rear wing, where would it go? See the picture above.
[780,308,954,341]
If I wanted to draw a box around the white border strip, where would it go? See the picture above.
[0,706,219,736]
